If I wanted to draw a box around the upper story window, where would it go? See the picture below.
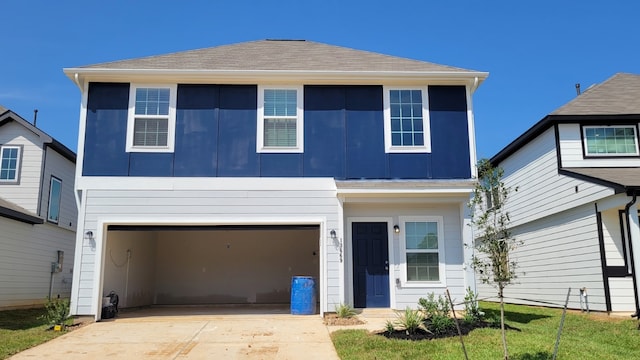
[47,176,62,223]
[383,87,431,153]
[257,86,304,153]
[0,145,21,183]
[583,126,639,156]
[399,216,445,287]
[126,85,177,153]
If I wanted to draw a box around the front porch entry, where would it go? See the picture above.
[352,222,390,308]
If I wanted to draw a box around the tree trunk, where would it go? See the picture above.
[499,287,509,360]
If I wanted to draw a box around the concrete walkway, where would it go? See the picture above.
[10,306,340,360]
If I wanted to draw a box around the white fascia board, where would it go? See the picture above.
[64,68,489,87]
[336,188,474,195]
[76,176,338,191]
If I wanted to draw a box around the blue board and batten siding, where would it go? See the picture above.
[84,83,470,179]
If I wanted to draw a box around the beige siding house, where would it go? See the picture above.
[478,73,640,314]
[0,106,77,309]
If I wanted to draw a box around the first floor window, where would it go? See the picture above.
[127,85,176,152]
[0,145,20,182]
[400,217,445,285]
[583,126,639,156]
[257,86,304,152]
[383,87,431,153]
[47,177,62,223]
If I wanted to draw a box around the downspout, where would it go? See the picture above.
[470,77,479,94]
[72,73,83,91]
[624,193,640,317]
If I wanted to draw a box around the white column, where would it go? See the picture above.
[461,200,477,295]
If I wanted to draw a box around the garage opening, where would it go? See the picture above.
[102,225,320,311]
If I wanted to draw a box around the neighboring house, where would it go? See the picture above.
[63,39,488,319]
[480,73,640,314]
[0,105,77,309]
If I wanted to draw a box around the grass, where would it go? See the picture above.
[0,307,70,359]
[331,302,640,360]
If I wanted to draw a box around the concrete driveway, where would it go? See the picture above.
[10,306,340,359]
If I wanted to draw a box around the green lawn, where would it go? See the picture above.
[0,308,68,359]
[331,302,640,360]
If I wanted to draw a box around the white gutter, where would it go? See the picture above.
[64,68,489,86]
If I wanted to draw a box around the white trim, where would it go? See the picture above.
[461,201,476,294]
[465,84,478,178]
[256,85,304,153]
[398,216,446,288]
[383,86,431,153]
[74,81,88,208]
[65,68,489,87]
[76,176,337,191]
[92,215,327,320]
[337,196,345,305]
[69,189,87,316]
[345,217,396,309]
[582,125,640,157]
[126,84,177,153]
[0,145,21,183]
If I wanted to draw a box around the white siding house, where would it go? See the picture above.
[64,40,489,320]
[0,106,77,309]
[478,73,640,314]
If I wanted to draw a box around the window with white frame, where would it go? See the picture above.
[126,85,177,152]
[0,145,20,183]
[47,176,62,223]
[383,87,431,153]
[257,86,304,152]
[583,126,639,156]
[400,216,445,286]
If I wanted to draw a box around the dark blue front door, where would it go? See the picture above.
[352,222,390,308]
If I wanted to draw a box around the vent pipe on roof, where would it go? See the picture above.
[575,83,581,96]
[33,109,38,127]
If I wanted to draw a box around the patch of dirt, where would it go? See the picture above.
[323,313,365,326]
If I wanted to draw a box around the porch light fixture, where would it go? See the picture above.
[85,230,94,239]
[394,225,400,234]
[329,229,337,238]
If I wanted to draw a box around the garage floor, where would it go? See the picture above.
[10,305,339,359]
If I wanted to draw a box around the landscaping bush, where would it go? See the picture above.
[334,303,357,319]
[418,293,455,335]
[393,307,426,335]
[39,298,70,328]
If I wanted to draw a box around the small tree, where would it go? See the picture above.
[469,159,519,360]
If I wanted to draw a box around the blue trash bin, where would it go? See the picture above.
[290,276,317,315]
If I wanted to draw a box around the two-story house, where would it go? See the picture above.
[0,106,77,309]
[481,73,640,315]
[64,40,487,319]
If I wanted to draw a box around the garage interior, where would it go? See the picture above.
[102,225,320,310]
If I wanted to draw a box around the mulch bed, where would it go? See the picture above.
[379,321,494,341]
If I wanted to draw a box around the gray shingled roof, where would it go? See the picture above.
[0,105,7,114]
[0,197,43,224]
[552,73,640,115]
[76,40,480,73]
[562,167,640,189]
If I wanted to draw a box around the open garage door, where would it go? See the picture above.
[102,225,320,309]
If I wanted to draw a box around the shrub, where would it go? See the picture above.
[418,292,455,335]
[462,287,484,325]
[418,293,450,318]
[384,320,396,334]
[40,297,70,328]
[334,303,357,319]
[394,307,426,335]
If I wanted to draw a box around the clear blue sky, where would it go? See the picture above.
[2,0,639,159]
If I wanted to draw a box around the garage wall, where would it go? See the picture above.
[72,178,340,315]
[154,229,319,304]
[103,231,157,308]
